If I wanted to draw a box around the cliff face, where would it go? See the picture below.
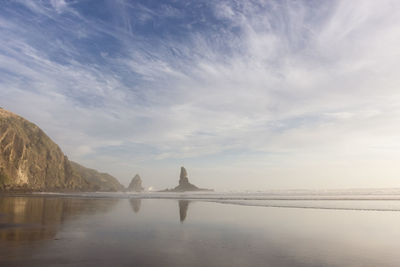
[127,174,144,192]
[0,108,123,192]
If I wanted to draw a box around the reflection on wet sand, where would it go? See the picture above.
[129,198,141,213]
[0,196,119,243]
[2,197,400,266]
[178,200,189,222]
[129,198,190,222]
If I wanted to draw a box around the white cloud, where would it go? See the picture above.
[50,0,68,13]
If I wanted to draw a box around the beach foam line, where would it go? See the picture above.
[208,200,400,212]
[28,191,400,201]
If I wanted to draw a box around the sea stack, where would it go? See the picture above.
[172,166,212,192]
[127,174,144,192]
[159,166,212,192]
[173,166,199,191]
[179,167,191,187]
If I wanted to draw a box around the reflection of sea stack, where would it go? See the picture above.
[127,174,144,192]
[129,198,141,213]
[179,200,189,222]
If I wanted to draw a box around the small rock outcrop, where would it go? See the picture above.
[160,166,212,192]
[127,174,144,192]
[174,167,199,191]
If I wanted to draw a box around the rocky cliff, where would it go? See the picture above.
[0,108,123,192]
[127,174,144,192]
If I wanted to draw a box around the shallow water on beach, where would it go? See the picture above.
[1,195,400,267]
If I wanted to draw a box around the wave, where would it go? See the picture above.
[32,190,400,199]
[209,199,400,212]
[27,190,400,211]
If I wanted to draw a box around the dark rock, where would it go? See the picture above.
[160,166,212,192]
[174,166,199,191]
[127,174,144,192]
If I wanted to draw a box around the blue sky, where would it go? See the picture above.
[1,0,400,190]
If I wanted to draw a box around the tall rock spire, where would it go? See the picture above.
[179,166,189,185]
[173,166,206,192]
[159,166,212,192]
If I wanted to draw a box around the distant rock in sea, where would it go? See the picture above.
[160,166,212,192]
[127,174,144,192]
[175,166,200,191]
[0,108,124,192]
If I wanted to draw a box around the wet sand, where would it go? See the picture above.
[1,195,400,266]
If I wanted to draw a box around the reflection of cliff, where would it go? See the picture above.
[178,200,189,222]
[0,197,119,242]
[129,198,141,213]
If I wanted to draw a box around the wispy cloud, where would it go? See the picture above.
[1,0,400,189]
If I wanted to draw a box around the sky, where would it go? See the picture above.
[1,0,400,191]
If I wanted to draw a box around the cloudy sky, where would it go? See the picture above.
[1,0,400,190]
